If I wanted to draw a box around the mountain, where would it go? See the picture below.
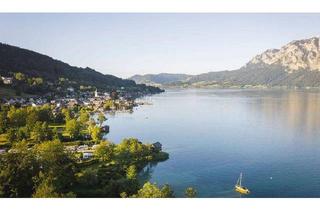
[0,42,162,96]
[248,37,320,72]
[129,73,192,86]
[133,37,320,88]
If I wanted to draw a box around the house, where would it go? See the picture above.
[7,99,17,105]
[83,101,90,106]
[82,151,94,159]
[67,87,75,92]
[77,145,89,152]
[101,125,110,133]
[1,76,13,84]
[68,99,78,107]
[152,142,162,151]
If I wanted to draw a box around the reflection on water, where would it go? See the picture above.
[106,89,320,198]
[248,91,320,139]
[138,162,159,184]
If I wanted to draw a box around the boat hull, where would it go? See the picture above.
[235,185,250,194]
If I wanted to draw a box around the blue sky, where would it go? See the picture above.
[0,13,320,78]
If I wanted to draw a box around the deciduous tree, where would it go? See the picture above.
[184,187,197,198]
[94,140,114,162]
[65,119,81,139]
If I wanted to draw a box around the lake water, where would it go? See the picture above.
[105,89,320,198]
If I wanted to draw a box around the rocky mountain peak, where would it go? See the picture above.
[247,37,320,72]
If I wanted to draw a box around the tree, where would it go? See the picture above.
[30,122,43,142]
[6,128,17,143]
[0,111,8,134]
[37,105,52,122]
[7,107,27,127]
[97,112,106,127]
[133,182,163,198]
[32,77,43,86]
[94,140,114,162]
[30,122,52,142]
[161,184,175,198]
[65,119,81,139]
[33,173,60,198]
[0,141,39,197]
[26,110,39,131]
[52,127,61,140]
[103,99,114,111]
[184,187,197,198]
[89,125,102,142]
[14,72,26,81]
[33,172,77,198]
[62,108,72,121]
[120,192,128,198]
[79,109,90,127]
[115,138,151,162]
[34,140,76,195]
[16,127,28,141]
[41,122,52,140]
[126,165,137,180]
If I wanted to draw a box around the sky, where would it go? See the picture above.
[0,13,320,78]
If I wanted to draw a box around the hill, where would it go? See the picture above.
[0,43,162,96]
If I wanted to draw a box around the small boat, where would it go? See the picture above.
[234,172,250,194]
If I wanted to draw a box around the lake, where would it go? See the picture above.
[105,89,320,198]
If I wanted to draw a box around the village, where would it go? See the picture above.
[0,72,172,198]
[0,73,153,112]
[0,76,161,162]
[1,76,136,111]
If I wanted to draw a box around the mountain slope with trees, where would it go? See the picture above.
[0,42,162,95]
[130,73,192,86]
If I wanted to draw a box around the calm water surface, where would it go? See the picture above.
[105,89,320,197]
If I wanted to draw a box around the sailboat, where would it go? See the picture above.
[234,172,250,194]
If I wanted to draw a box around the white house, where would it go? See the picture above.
[1,76,13,84]
[67,87,75,92]
[82,151,93,159]
[77,145,89,152]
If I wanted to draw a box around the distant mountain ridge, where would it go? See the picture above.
[0,42,162,95]
[130,73,192,86]
[130,37,320,88]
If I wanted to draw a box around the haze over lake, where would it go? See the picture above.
[105,89,320,197]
